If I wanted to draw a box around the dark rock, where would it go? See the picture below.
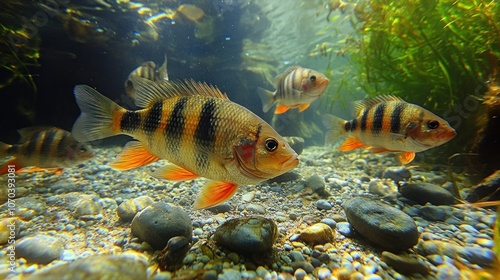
[419,205,447,221]
[343,197,418,251]
[267,171,301,183]
[16,235,63,264]
[117,196,154,222]
[382,167,411,182]
[316,200,332,210]
[305,174,329,197]
[214,217,277,254]
[381,251,430,275]
[24,254,147,280]
[290,261,314,273]
[207,202,232,214]
[465,170,500,202]
[457,246,499,268]
[284,136,304,155]
[399,183,455,205]
[131,202,192,250]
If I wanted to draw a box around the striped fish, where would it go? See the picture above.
[0,127,94,175]
[72,77,299,209]
[322,95,456,164]
[257,66,329,114]
[125,55,169,100]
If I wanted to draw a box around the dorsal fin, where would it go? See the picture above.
[130,76,229,108]
[17,126,60,143]
[352,95,405,116]
[274,65,301,87]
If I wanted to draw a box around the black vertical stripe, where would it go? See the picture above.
[344,121,352,132]
[391,102,406,134]
[121,111,141,133]
[372,103,385,135]
[39,130,57,163]
[360,108,369,132]
[56,131,69,156]
[351,118,358,131]
[166,97,188,153]
[25,131,40,156]
[143,101,163,135]
[194,99,217,169]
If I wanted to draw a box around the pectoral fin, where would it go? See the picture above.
[109,141,159,170]
[339,136,366,151]
[150,165,198,181]
[193,181,238,209]
[397,152,416,165]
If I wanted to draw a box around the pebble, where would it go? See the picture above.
[305,174,329,197]
[241,192,255,202]
[399,183,455,205]
[319,218,336,229]
[336,222,354,237]
[246,203,266,214]
[117,195,154,222]
[382,166,411,182]
[343,197,418,251]
[0,217,19,245]
[315,199,332,210]
[368,179,394,196]
[16,235,64,264]
[381,251,430,275]
[300,223,335,246]
[72,194,102,218]
[435,264,461,279]
[214,217,277,254]
[24,254,148,280]
[419,205,446,221]
[131,202,192,250]
[289,251,305,261]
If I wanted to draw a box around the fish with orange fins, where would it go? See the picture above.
[125,55,169,100]
[322,95,456,164]
[0,127,94,175]
[257,66,330,114]
[72,77,299,209]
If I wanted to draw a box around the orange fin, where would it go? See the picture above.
[150,165,198,181]
[274,104,291,114]
[298,103,310,112]
[397,152,415,165]
[109,141,159,170]
[193,181,238,209]
[0,158,21,176]
[339,136,366,151]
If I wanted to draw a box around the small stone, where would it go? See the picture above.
[457,246,499,268]
[343,197,418,251]
[207,203,232,213]
[72,194,102,218]
[399,183,455,205]
[305,174,329,197]
[289,251,305,261]
[290,261,314,273]
[267,171,301,183]
[16,235,64,264]
[419,205,446,221]
[381,251,430,275]
[131,202,192,250]
[436,264,461,279]
[300,223,335,246]
[368,179,394,196]
[214,217,277,254]
[117,196,154,222]
[246,203,266,214]
[382,167,411,182]
[24,254,147,280]
[320,218,336,229]
[241,192,255,203]
[316,200,332,210]
[294,268,307,280]
[316,267,331,279]
[336,222,354,237]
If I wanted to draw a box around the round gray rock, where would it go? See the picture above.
[343,197,418,251]
[399,183,455,205]
[117,196,154,222]
[214,217,277,254]
[17,235,63,264]
[131,202,192,250]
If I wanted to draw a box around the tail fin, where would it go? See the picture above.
[256,88,276,113]
[72,85,125,143]
[322,114,347,144]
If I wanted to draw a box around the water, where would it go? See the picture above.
[0,0,499,279]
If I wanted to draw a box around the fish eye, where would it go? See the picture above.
[310,75,316,82]
[427,120,440,129]
[265,138,278,152]
[79,147,87,153]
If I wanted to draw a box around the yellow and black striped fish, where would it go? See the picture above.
[323,95,456,164]
[0,127,94,175]
[125,55,169,100]
[257,66,329,114]
[72,77,299,209]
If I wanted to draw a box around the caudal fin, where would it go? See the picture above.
[322,114,347,145]
[256,88,276,113]
[72,85,125,142]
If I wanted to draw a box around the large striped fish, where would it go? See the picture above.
[322,95,456,164]
[0,127,94,175]
[72,77,299,209]
[257,66,329,114]
[125,55,169,101]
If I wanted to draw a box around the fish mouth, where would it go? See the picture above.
[278,153,299,170]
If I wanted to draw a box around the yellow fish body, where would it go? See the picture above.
[72,77,299,209]
[323,95,456,164]
[0,127,94,175]
[257,66,330,114]
[125,55,169,100]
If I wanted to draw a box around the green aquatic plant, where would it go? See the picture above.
[323,0,500,111]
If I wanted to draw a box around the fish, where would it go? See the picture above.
[322,95,457,164]
[0,127,94,175]
[257,66,330,114]
[72,77,299,209]
[125,55,169,100]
